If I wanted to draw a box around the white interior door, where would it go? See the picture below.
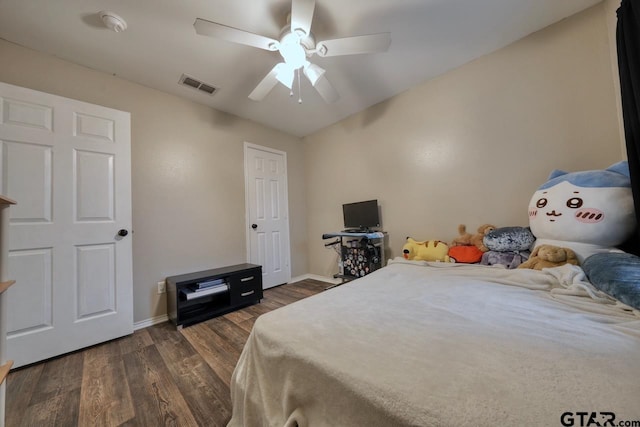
[244,143,291,289]
[0,82,133,368]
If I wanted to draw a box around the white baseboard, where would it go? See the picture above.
[134,314,169,331]
[290,273,341,285]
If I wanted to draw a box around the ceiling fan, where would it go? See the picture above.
[194,0,391,103]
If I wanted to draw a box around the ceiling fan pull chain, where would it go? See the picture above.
[297,68,303,104]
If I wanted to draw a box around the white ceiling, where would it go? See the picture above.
[0,0,601,137]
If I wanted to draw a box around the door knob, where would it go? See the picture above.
[251,224,258,229]
[118,229,129,237]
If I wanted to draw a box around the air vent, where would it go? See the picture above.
[179,74,218,96]
[198,84,216,94]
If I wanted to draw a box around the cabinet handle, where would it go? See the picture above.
[241,290,255,297]
[240,276,254,282]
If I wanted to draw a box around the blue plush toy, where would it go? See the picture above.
[528,161,636,262]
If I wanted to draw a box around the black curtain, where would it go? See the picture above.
[618,0,640,255]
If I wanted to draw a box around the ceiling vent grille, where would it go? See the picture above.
[179,74,218,95]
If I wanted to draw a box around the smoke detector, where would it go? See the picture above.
[100,11,127,33]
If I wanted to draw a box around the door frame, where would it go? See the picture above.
[243,142,292,286]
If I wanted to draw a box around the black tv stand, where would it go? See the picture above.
[166,263,262,329]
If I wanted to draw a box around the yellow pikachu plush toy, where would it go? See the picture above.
[402,238,452,262]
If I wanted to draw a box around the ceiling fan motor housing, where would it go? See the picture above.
[280,27,316,50]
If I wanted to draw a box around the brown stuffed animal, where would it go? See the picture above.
[471,224,496,252]
[517,244,579,270]
[450,224,473,247]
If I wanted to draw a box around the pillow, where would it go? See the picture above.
[483,226,535,252]
[582,252,640,310]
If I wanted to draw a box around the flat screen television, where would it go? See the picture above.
[342,200,380,231]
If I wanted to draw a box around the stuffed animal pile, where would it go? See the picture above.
[400,161,636,271]
[449,224,496,263]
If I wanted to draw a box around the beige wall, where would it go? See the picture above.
[303,3,624,277]
[0,39,306,323]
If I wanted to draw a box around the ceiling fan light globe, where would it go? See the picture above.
[275,64,295,89]
[279,42,306,69]
[281,32,300,44]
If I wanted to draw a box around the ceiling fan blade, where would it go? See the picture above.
[290,0,315,36]
[303,62,325,86]
[194,18,279,51]
[316,33,391,57]
[248,65,282,101]
[313,75,339,103]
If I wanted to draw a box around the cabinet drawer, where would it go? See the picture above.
[229,270,262,305]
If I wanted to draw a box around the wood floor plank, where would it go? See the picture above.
[180,323,240,386]
[148,322,232,426]
[118,328,154,355]
[204,316,250,353]
[301,279,332,292]
[123,345,200,426]
[261,288,300,306]
[274,284,317,299]
[5,280,324,426]
[18,387,81,427]
[5,363,44,426]
[223,309,253,325]
[240,300,281,318]
[236,318,257,334]
[223,304,263,335]
[257,297,286,311]
[53,387,82,426]
[29,351,84,405]
[78,342,135,426]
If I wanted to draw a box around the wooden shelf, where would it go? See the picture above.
[0,280,15,294]
[0,195,16,205]
[0,360,13,385]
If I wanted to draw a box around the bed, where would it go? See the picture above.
[228,259,640,426]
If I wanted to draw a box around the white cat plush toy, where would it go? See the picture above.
[528,161,636,263]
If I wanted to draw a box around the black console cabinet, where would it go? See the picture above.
[166,263,262,328]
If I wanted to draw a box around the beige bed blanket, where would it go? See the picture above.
[228,260,640,427]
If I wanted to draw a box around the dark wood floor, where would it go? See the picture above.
[6,278,328,427]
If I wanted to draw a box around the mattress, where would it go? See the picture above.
[228,259,640,427]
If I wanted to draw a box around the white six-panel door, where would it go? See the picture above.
[244,143,291,289]
[0,82,133,368]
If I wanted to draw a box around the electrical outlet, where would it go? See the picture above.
[157,281,166,294]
